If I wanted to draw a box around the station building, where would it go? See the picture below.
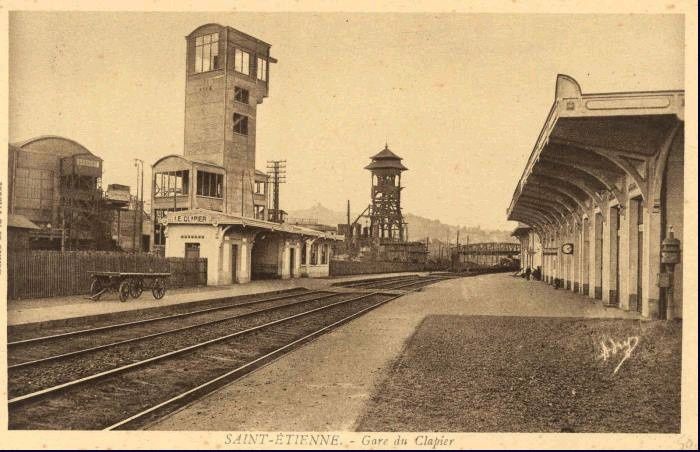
[507,75,685,319]
[152,23,341,284]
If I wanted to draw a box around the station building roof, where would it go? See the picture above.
[164,208,343,241]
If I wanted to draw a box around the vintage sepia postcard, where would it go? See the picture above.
[1,0,697,450]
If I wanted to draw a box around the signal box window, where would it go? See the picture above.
[254,205,265,220]
[234,49,250,75]
[257,57,268,81]
[194,33,220,73]
[234,86,249,104]
[154,170,189,198]
[255,180,265,194]
[233,113,249,135]
[196,171,223,198]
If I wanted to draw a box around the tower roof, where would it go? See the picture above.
[370,144,403,160]
[365,144,408,171]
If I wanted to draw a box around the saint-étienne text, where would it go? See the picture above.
[224,433,341,447]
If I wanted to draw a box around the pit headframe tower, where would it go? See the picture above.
[365,144,408,241]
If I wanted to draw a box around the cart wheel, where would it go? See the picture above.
[152,278,166,300]
[118,280,131,302]
[130,278,144,299]
[89,278,103,301]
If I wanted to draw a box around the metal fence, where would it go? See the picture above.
[7,250,207,300]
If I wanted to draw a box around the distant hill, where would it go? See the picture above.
[286,203,517,244]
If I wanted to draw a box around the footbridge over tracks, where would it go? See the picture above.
[451,242,521,272]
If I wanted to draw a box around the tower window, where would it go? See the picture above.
[254,205,265,220]
[257,57,268,81]
[233,113,249,135]
[194,33,220,73]
[234,49,251,75]
[255,180,265,194]
[196,170,223,198]
[234,86,249,104]
[154,170,189,197]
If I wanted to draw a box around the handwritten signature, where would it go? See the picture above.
[597,336,640,375]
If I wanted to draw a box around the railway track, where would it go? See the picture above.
[8,289,330,367]
[381,276,450,290]
[8,291,374,397]
[340,275,451,290]
[334,274,420,288]
[8,290,401,430]
[7,287,311,343]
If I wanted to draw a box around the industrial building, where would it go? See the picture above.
[7,136,148,251]
[507,75,684,319]
[153,23,341,285]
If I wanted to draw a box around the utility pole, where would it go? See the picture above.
[266,160,287,223]
[134,159,144,252]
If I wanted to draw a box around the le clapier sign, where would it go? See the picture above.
[161,213,215,226]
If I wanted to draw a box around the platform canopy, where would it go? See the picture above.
[164,208,343,240]
[506,74,684,233]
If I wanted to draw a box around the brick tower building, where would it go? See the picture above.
[183,23,276,217]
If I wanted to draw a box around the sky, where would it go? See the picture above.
[8,11,684,230]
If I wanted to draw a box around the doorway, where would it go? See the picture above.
[231,244,238,284]
[612,206,620,306]
[583,217,590,295]
[635,199,644,313]
[289,247,296,278]
[594,212,603,299]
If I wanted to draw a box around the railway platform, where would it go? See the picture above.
[6,272,424,326]
[150,272,640,431]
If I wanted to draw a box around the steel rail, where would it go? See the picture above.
[8,291,348,370]
[105,292,403,430]
[8,291,383,406]
[346,277,420,289]
[9,289,321,347]
[338,275,418,288]
[387,276,448,290]
[358,277,431,289]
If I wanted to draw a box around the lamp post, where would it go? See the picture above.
[133,159,144,251]
[660,226,681,320]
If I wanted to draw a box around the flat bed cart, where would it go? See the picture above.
[88,271,171,302]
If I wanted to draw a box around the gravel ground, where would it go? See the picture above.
[356,315,681,433]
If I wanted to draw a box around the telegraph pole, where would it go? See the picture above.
[134,159,144,251]
[266,160,286,223]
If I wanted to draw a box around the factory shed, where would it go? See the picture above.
[7,214,40,250]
